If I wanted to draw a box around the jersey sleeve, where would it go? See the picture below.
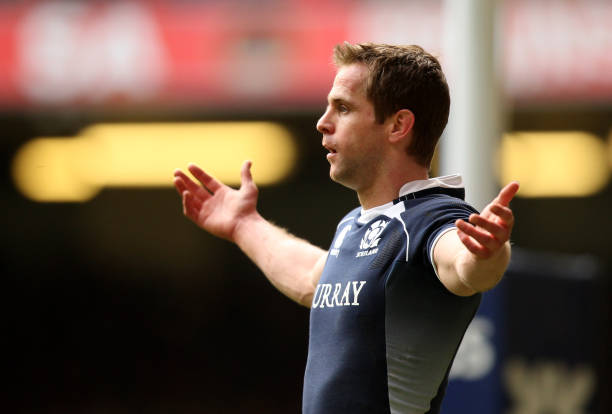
[427,225,457,277]
[403,197,479,273]
[424,199,478,271]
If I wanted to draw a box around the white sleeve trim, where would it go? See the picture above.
[429,226,456,281]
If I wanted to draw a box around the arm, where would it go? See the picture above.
[433,182,519,296]
[173,161,326,307]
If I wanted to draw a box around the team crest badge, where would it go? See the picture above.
[359,219,389,250]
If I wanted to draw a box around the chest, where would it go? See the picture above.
[312,218,406,313]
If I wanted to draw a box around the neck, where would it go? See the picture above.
[357,164,429,210]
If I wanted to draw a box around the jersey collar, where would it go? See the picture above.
[394,174,465,203]
[397,174,463,196]
[358,175,465,224]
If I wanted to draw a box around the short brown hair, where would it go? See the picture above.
[333,42,450,167]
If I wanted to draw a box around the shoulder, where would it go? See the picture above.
[400,195,478,225]
[416,193,477,212]
[396,195,477,261]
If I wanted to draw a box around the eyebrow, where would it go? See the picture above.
[327,95,352,107]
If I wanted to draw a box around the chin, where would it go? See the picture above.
[329,169,341,184]
[329,169,357,190]
[329,165,342,182]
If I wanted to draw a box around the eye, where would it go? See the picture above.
[338,104,349,114]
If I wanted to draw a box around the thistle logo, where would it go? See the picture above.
[357,219,388,257]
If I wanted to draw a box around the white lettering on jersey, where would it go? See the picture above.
[321,284,333,308]
[331,283,342,305]
[356,248,378,257]
[351,281,366,305]
[330,224,352,257]
[340,283,351,305]
[311,281,367,309]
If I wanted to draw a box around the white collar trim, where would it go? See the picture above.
[357,174,464,224]
[397,174,463,197]
[358,201,395,224]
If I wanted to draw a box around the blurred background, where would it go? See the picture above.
[2,0,610,413]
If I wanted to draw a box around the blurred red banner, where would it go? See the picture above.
[0,0,610,110]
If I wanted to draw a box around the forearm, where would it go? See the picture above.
[233,212,327,307]
[454,241,511,292]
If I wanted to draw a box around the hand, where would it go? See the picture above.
[455,182,519,259]
[173,161,259,242]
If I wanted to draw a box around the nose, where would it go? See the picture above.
[316,107,334,135]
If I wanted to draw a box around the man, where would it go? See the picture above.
[173,43,518,414]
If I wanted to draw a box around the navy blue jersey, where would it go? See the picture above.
[303,176,482,414]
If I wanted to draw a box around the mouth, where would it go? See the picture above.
[325,147,337,161]
[323,140,337,160]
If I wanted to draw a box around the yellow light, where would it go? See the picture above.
[499,131,609,197]
[12,122,297,202]
[12,138,100,202]
[608,128,612,168]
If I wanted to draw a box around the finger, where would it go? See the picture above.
[182,191,202,221]
[173,176,188,196]
[188,163,222,193]
[489,204,514,226]
[174,177,203,206]
[496,181,520,207]
[456,226,490,258]
[182,190,199,212]
[240,160,255,189]
[468,214,509,242]
[174,169,207,194]
[456,219,500,252]
[175,171,214,203]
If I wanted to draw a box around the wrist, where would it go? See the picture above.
[456,241,511,292]
[231,211,264,244]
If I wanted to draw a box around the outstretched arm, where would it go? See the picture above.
[173,161,327,307]
[433,182,519,296]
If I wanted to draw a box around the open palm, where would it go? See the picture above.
[173,161,259,242]
[455,182,519,259]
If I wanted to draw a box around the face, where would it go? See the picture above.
[317,63,389,191]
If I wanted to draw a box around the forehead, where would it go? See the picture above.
[329,63,369,100]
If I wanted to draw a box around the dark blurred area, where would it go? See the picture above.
[2,1,612,413]
[4,110,611,414]
[3,112,338,413]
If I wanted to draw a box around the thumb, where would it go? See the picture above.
[240,160,255,189]
[497,181,520,207]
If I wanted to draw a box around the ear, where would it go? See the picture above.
[388,109,415,144]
